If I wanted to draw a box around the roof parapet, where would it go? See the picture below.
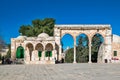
[55,24,111,30]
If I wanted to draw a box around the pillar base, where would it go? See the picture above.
[88,61,92,63]
[73,61,77,63]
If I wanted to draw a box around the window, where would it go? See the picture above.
[114,51,117,56]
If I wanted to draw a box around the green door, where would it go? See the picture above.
[38,51,42,57]
[45,51,52,57]
[16,46,24,58]
[50,51,52,57]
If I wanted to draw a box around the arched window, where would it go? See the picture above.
[45,43,53,57]
[35,43,43,60]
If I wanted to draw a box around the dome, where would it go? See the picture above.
[17,36,27,40]
[38,33,49,38]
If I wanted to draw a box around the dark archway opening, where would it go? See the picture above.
[91,33,104,63]
[26,43,33,61]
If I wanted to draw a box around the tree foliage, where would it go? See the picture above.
[76,36,89,63]
[65,35,89,63]
[19,18,55,36]
[65,48,74,63]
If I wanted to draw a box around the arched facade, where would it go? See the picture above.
[54,25,112,63]
[11,24,114,64]
[11,33,56,64]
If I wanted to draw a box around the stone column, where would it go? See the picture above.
[73,37,76,63]
[41,51,44,61]
[59,45,62,61]
[88,39,92,63]
[44,50,46,60]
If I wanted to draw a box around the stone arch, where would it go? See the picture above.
[91,32,105,41]
[61,33,74,63]
[91,33,104,63]
[61,33,74,51]
[76,33,90,41]
[16,46,24,58]
[76,33,89,44]
[35,43,44,60]
[61,33,74,39]
[45,43,53,59]
[76,33,89,63]
[35,43,44,51]
[91,33,104,43]
[45,43,53,51]
[26,43,34,61]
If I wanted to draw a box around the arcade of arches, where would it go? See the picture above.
[11,25,120,64]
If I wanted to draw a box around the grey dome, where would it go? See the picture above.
[38,33,49,38]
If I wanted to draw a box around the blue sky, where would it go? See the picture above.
[0,0,120,49]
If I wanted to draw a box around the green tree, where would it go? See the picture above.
[19,18,55,36]
[65,48,74,63]
[65,35,89,63]
[76,36,89,63]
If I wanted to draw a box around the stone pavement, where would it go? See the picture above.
[0,63,120,80]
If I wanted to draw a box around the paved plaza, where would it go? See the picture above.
[0,63,120,80]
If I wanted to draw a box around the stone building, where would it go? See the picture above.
[11,24,120,64]
[111,34,120,63]
[11,33,56,64]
